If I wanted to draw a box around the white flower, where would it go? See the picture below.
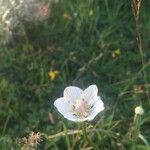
[54,85,104,122]
[135,106,144,115]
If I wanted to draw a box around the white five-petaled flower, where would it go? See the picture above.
[54,85,104,122]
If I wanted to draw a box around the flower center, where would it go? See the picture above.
[73,99,90,117]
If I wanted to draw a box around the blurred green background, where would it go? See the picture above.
[0,0,150,149]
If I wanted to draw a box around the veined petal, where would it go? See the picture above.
[64,113,88,122]
[54,97,71,115]
[82,85,98,103]
[64,86,83,103]
[87,99,104,121]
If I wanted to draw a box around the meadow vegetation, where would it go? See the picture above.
[0,0,150,149]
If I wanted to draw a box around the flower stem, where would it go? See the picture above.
[63,122,71,150]
[82,122,99,150]
[132,114,141,149]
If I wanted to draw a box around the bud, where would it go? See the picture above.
[135,106,144,115]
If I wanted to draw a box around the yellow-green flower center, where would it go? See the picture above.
[73,99,90,117]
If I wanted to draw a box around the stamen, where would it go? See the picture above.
[73,98,91,117]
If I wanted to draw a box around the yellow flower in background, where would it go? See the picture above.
[48,70,59,81]
[63,12,72,21]
[89,10,94,16]
[112,48,121,58]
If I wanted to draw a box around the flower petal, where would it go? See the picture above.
[87,98,104,121]
[64,113,88,122]
[64,86,83,103]
[54,97,71,115]
[82,85,98,103]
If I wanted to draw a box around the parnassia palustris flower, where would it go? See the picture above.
[54,85,104,122]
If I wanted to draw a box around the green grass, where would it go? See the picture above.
[0,0,150,149]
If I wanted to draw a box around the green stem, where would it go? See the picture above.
[63,122,71,150]
[82,122,99,150]
[104,0,110,21]
[132,115,141,150]
[2,115,10,134]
